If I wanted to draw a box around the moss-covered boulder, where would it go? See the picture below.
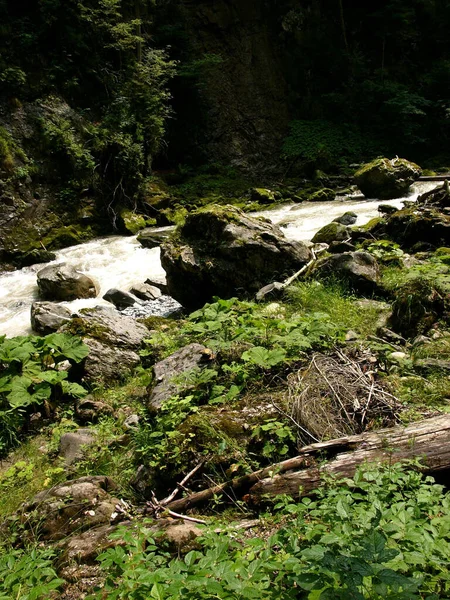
[119,208,155,235]
[160,204,312,309]
[378,207,450,250]
[308,188,336,202]
[311,221,351,244]
[354,158,422,199]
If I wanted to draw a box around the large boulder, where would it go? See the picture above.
[137,228,172,249]
[31,301,73,335]
[354,158,422,199]
[103,288,138,309]
[20,476,119,541]
[37,263,98,301]
[311,251,380,293]
[147,343,213,411]
[160,205,312,309]
[82,338,141,383]
[59,428,97,465]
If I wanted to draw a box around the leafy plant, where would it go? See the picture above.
[90,462,450,599]
[0,333,89,453]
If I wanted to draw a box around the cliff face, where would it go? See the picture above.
[179,0,290,170]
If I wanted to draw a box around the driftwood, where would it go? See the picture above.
[168,415,450,512]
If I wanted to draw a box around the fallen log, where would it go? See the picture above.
[168,415,450,512]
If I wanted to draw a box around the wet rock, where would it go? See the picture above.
[31,301,72,335]
[103,288,138,309]
[388,279,447,338]
[59,429,97,465]
[311,251,380,294]
[333,211,357,225]
[311,222,351,244]
[37,263,99,301]
[160,205,312,310]
[328,241,356,254]
[137,228,172,248]
[19,249,56,267]
[354,157,422,199]
[130,283,162,301]
[147,343,213,411]
[82,338,141,383]
[75,398,114,424]
[417,181,450,209]
[21,476,119,541]
[122,296,183,320]
[309,188,336,202]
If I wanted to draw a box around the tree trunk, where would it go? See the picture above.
[168,415,450,512]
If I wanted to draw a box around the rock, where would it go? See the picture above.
[137,228,172,249]
[164,522,203,553]
[414,358,450,373]
[160,205,312,310]
[37,263,98,301]
[417,181,450,209]
[345,330,359,341]
[250,188,275,203]
[129,283,162,301]
[311,222,351,244]
[412,335,431,347]
[124,414,140,430]
[58,523,124,564]
[147,343,213,411]
[103,288,138,309]
[145,278,169,295]
[354,157,422,199]
[21,476,119,541]
[59,429,97,465]
[378,204,398,216]
[311,251,380,293]
[82,338,141,383]
[118,208,150,235]
[64,306,149,349]
[389,351,408,363]
[376,327,407,346]
[309,188,336,202]
[19,249,57,267]
[379,207,450,250]
[333,211,357,225]
[75,398,114,424]
[328,241,356,254]
[388,279,447,338]
[31,301,72,335]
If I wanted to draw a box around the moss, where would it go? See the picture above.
[119,208,149,235]
[308,188,336,202]
[43,225,85,249]
[311,221,349,244]
[251,188,275,203]
[63,317,111,344]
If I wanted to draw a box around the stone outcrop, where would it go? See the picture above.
[354,157,422,199]
[31,301,73,334]
[160,204,312,309]
[37,263,99,301]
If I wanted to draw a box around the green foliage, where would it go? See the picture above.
[91,463,450,599]
[0,333,88,453]
[251,418,296,461]
[282,120,369,170]
[0,547,64,599]
[363,240,405,265]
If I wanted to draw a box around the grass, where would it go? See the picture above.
[285,280,385,338]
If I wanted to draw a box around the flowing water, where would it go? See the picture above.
[0,181,439,337]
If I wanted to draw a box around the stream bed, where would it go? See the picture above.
[0,182,438,337]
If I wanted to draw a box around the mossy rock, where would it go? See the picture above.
[43,225,84,249]
[311,221,350,244]
[250,188,275,203]
[388,278,448,338]
[354,157,422,199]
[308,188,336,202]
[119,208,151,235]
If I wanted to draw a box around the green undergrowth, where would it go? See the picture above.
[87,462,450,600]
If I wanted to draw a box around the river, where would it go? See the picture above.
[0,182,438,337]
